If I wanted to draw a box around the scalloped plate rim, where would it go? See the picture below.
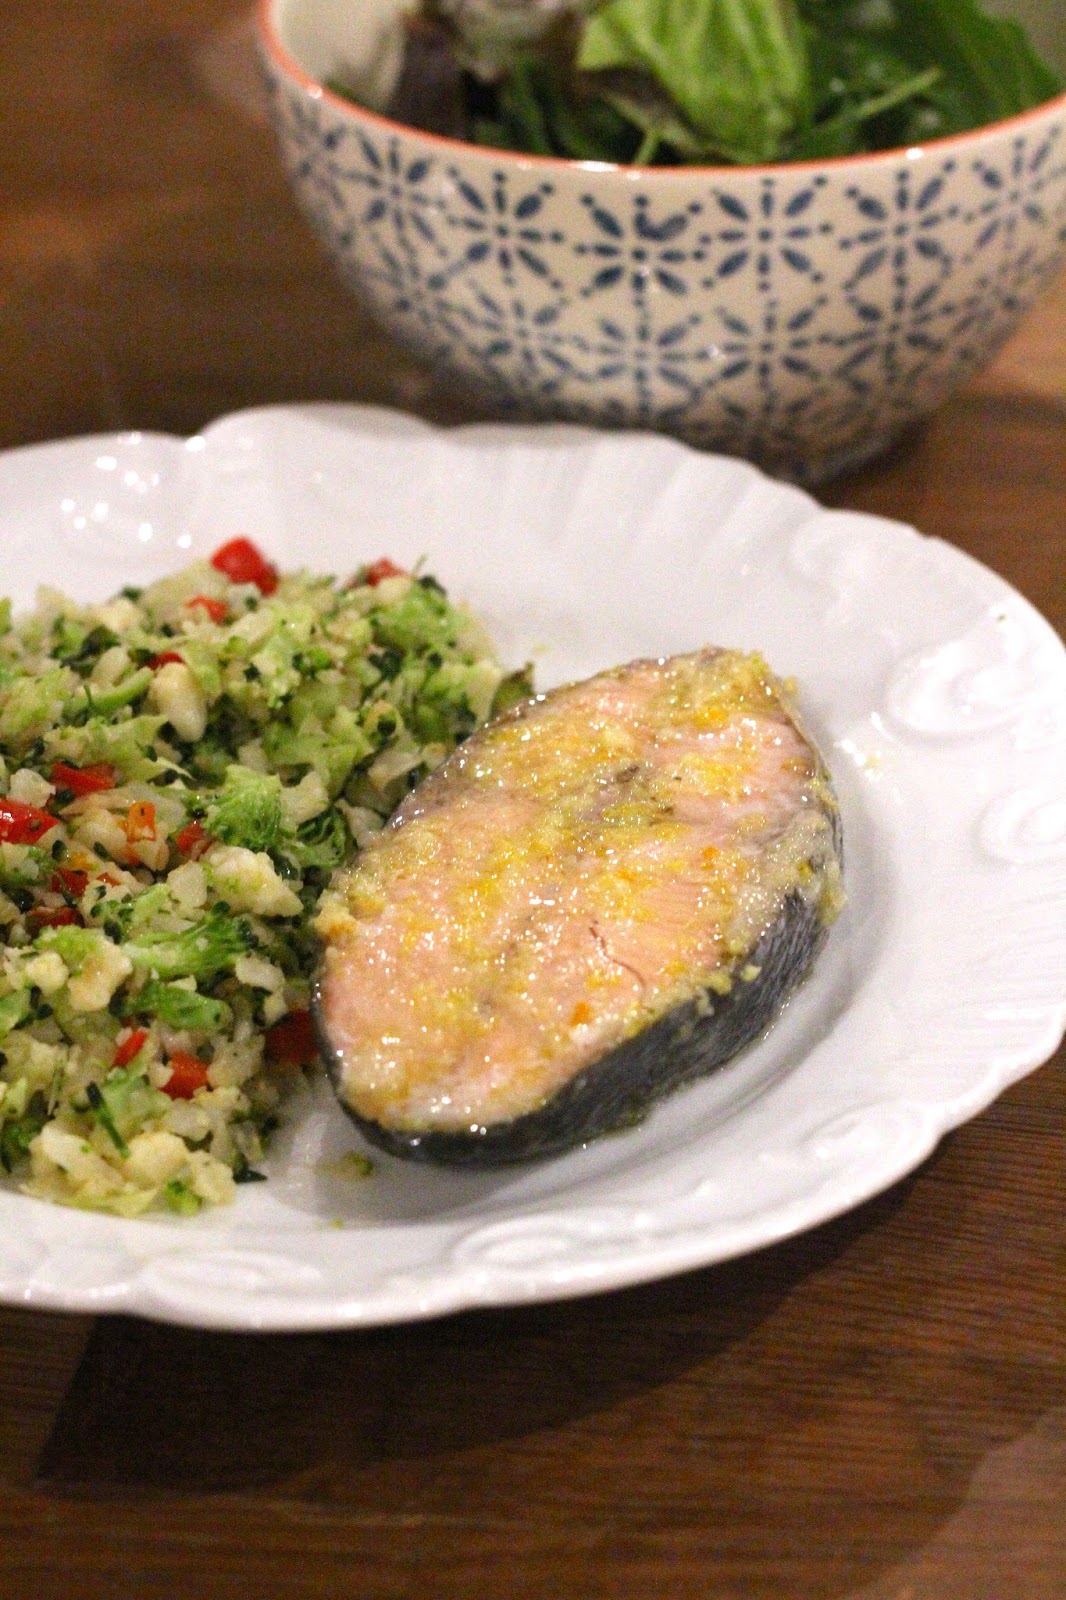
[0,402,1062,1331]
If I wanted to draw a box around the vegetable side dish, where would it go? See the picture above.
[333,0,1063,166]
[0,540,528,1215]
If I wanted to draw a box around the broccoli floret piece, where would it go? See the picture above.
[44,713,173,782]
[0,990,32,1039]
[64,666,153,720]
[0,845,51,899]
[37,924,106,972]
[164,1179,202,1215]
[122,883,172,938]
[54,620,121,671]
[0,667,71,751]
[370,582,455,657]
[128,981,230,1032]
[207,765,282,852]
[123,906,252,983]
[85,1081,129,1156]
[279,807,350,876]
[491,664,536,718]
[85,1068,170,1150]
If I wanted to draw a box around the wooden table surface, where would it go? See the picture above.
[1,4,1063,1597]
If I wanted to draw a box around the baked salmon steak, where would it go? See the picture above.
[313,650,844,1165]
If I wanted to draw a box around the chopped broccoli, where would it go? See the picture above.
[85,1080,130,1156]
[370,582,456,657]
[129,981,230,1032]
[163,1178,202,1215]
[491,664,536,718]
[91,1067,170,1144]
[64,667,153,721]
[122,906,252,983]
[0,991,31,1039]
[207,765,282,852]
[44,713,174,781]
[0,548,523,1215]
[0,667,71,751]
[280,807,351,876]
[37,924,106,973]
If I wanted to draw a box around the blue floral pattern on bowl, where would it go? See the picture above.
[262,62,1066,481]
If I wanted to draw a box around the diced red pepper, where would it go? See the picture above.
[265,1008,318,1068]
[210,537,279,597]
[51,866,89,899]
[125,800,157,843]
[173,819,213,860]
[362,558,406,587]
[148,650,185,669]
[50,761,117,797]
[27,904,83,931]
[112,1027,150,1070]
[0,798,58,845]
[185,595,228,624]
[163,1051,211,1100]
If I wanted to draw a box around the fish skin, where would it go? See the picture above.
[314,650,843,1166]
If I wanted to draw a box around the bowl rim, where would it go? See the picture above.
[258,0,1066,178]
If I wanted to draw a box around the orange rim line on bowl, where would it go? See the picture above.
[257,0,1066,177]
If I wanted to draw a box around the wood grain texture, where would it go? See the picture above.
[0,2,1063,1596]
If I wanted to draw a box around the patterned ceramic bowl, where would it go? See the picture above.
[258,0,1066,480]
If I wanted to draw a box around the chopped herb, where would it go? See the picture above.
[85,1081,130,1158]
[233,1153,268,1183]
[0,1091,48,1172]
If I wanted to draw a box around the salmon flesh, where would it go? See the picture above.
[313,650,843,1164]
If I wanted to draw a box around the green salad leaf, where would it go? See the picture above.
[893,0,1061,131]
[393,0,1063,163]
[579,0,811,163]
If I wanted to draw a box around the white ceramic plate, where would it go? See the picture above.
[0,404,1063,1331]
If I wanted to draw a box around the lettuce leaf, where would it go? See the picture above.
[892,0,1061,132]
[579,0,811,163]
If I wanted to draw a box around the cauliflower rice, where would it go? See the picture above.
[0,541,528,1216]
